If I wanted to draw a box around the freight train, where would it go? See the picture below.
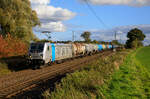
[27,42,115,68]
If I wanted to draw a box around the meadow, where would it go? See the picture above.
[100,47,150,99]
[136,47,150,71]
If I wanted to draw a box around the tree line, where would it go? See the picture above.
[80,29,146,48]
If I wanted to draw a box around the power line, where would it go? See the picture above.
[84,0,109,29]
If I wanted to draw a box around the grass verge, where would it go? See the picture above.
[100,47,150,99]
[43,50,129,99]
[135,47,150,71]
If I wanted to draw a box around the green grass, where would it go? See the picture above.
[100,47,150,99]
[136,47,150,70]
[43,50,129,99]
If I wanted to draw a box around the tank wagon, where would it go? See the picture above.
[27,42,114,68]
[72,43,85,56]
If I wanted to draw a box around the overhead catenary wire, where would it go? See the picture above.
[84,0,120,41]
[84,0,110,29]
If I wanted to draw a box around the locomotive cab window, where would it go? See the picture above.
[38,44,44,51]
[30,43,44,52]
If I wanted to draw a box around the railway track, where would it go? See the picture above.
[0,50,113,98]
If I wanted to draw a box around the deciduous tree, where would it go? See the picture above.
[81,31,91,42]
[126,28,146,48]
[0,0,40,41]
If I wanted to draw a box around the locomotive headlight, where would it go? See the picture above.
[28,54,32,58]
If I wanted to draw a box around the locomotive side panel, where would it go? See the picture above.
[43,44,51,64]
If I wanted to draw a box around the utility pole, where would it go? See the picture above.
[72,31,75,42]
[115,31,117,40]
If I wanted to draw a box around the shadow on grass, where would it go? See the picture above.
[0,55,30,71]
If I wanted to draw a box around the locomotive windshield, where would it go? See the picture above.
[30,43,44,53]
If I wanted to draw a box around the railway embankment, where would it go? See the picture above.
[43,49,129,99]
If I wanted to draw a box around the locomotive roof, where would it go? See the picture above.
[30,42,72,45]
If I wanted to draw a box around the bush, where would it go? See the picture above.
[0,34,28,58]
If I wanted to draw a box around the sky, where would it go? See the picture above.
[30,0,150,45]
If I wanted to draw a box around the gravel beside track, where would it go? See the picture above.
[0,50,113,98]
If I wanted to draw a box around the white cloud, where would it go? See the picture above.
[33,21,66,32]
[114,24,150,34]
[80,0,150,6]
[30,0,50,5]
[33,5,76,22]
[30,0,76,32]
